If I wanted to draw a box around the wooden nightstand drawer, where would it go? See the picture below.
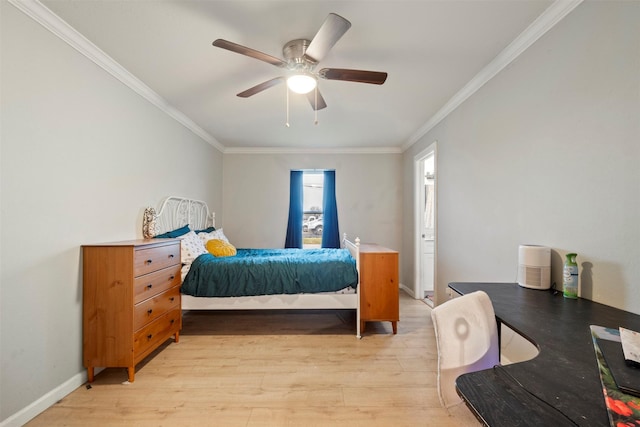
[134,286,181,331]
[133,264,181,304]
[134,243,180,277]
[133,308,181,358]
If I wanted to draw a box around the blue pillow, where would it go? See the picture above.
[155,224,190,238]
[194,226,216,234]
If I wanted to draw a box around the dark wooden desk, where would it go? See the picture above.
[449,282,640,427]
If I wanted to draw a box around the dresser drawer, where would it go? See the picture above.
[83,239,181,383]
[134,243,180,277]
[134,264,181,304]
[134,286,180,331]
[134,308,181,358]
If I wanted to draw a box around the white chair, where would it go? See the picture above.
[430,290,499,408]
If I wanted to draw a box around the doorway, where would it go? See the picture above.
[414,143,436,305]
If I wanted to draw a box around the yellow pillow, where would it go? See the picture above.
[206,239,237,257]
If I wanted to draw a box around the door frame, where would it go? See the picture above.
[414,141,437,300]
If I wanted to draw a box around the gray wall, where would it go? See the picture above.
[222,153,402,254]
[4,0,639,423]
[0,3,223,421]
[403,1,640,309]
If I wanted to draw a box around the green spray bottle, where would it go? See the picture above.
[563,253,578,299]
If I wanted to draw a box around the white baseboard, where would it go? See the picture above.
[399,282,417,298]
[0,368,101,427]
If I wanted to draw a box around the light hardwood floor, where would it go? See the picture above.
[28,292,480,426]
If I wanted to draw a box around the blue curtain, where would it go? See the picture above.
[284,170,303,248]
[321,170,340,248]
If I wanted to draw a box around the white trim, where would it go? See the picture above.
[0,370,91,427]
[399,283,414,298]
[8,0,225,153]
[9,0,582,155]
[224,146,402,155]
[414,143,437,301]
[402,0,583,151]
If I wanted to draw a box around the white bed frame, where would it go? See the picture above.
[152,196,362,338]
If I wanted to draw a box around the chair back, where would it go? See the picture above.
[430,290,499,407]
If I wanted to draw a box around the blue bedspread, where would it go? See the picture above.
[181,248,358,297]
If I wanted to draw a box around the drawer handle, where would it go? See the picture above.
[169,297,175,302]
[145,259,153,264]
[147,309,153,315]
[169,275,175,280]
[146,284,153,289]
[169,254,175,258]
[147,334,153,340]
[170,319,175,324]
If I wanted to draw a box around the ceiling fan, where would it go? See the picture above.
[212,13,388,111]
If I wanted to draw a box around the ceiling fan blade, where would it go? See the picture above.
[303,13,351,64]
[237,77,284,98]
[306,89,327,111]
[318,68,388,85]
[213,39,286,68]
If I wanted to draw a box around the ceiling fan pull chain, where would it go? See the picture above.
[285,85,290,128]
[314,87,319,125]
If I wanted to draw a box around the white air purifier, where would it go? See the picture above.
[517,245,551,290]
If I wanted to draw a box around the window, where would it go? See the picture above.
[303,172,324,248]
[285,170,340,249]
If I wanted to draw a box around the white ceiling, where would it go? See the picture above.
[39,0,555,151]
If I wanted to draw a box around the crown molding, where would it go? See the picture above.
[223,146,403,155]
[402,0,583,152]
[8,0,226,153]
[10,0,582,155]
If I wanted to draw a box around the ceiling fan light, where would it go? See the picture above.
[287,74,317,94]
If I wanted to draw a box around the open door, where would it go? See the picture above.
[414,143,436,304]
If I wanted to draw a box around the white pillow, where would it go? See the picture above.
[198,228,230,245]
[179,231,207,264]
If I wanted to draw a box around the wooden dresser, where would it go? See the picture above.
[82,239,181,382]
[359,243,399,334]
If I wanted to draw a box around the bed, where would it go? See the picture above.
[145,196,363,338]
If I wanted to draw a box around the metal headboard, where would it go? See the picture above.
[153,196,215,235]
